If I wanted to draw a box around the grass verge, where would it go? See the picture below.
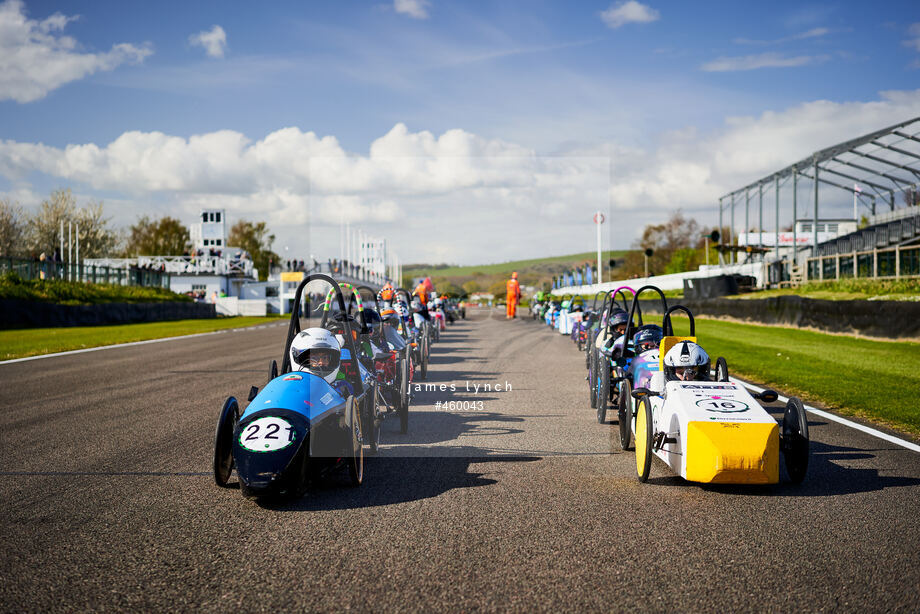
[667,316,920,437]
[730,278,920,301]
[0,316,286,361]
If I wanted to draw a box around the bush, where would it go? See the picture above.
[0,273,192,305]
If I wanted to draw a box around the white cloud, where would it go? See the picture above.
[733,27,830,45]
[188,25,227,58]
[0,0,152,103]
[2,91,919,262]
[701,52,830,72]
[600,1,660,29]
[904,22,920,56]
[394,0,430,20]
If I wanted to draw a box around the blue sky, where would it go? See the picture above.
[2,0,920,263]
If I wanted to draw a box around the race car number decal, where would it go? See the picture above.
[238,417,297,452]
[695,399,749,413]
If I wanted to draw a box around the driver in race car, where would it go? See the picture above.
[289,328,353,396]
[663,340,711,381]
[633,325,663,354]
[378,282,396,305]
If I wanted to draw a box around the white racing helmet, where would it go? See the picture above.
[663,340,710,382]
[290,328,341,383]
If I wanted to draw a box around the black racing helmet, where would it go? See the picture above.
[633,324,664,353]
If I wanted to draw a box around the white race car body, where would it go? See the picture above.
[642,375,780,484]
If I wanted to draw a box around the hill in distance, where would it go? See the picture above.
[403,250,628,296]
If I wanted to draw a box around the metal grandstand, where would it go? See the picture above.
[718,116,920,283]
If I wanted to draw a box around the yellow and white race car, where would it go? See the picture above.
[628,306,809,485]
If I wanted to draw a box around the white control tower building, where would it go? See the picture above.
[190,209,227,249]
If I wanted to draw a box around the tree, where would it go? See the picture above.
[26,189,118,259]
[229,219,279,281]
[461,280,481,295]
[75,200,119,258]
[620,210,700,277]
[28,188,76,257]
[0,198,27,258]
[126,215,190,256]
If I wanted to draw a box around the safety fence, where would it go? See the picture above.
[1,257,170,288]
[805,244,920,281]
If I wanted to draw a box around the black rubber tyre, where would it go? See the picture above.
[596,359,610,424]
[399,358,410,433]
[588,351,598,409]
[268,359,278,383]
[618,378,632,450]
[715,357,729,382]
[347,397,364,486]
[635,396,654,483]
[782,396,810,484]
[365,387,381,455]
[213,397,239,487]
[419,340,428,380]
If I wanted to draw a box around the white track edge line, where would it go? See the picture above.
[0,321,285,365]
[728,376,920,454]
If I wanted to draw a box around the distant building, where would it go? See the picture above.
[190,209,227,249]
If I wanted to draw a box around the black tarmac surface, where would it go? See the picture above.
[2,308,919,612]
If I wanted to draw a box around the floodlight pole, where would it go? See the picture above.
[774,175,779,262]
[792,169,798,267]
[730,193,735,265]
[594,212,604,284]
[758,182,763,254]
[813,158,820,257]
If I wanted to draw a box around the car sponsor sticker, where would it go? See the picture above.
[283,374,303,381]
[695,398,750,413]
[320,392,334,405]
[681,384,736,390]
[238,416,297,453]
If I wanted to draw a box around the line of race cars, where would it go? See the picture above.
[213,274,464,500]
[530,286,809,486]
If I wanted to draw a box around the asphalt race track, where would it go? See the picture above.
[2,308,920,612]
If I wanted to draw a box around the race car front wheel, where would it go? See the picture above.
[213,397,239,487]
[588,352,597,409]
[347,397,364,487]
[618,379,632,451]
[782,397,809,484]
[635,397,653,483]
[715,357,729,382]
[596,361,609,424]
[399,358,410,434]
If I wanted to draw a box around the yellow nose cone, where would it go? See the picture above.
[685,421,779,484]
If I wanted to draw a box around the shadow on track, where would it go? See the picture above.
[263,451,542,511]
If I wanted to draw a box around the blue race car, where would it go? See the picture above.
[213,274,373,500]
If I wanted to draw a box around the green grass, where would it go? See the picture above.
[731,278,920,301]
[404,250,628,278]
[0,316,286,361]
[0,272,191,305]
[666,316,920,437]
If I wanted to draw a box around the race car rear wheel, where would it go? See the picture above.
[213,396,239,488]
[398,358,410,434]
[618,379,632,451]
[635,397,653,483]
[782,396,809,484]
[715,357,729,382]
[268,359,278,383]
[347,397,364,487]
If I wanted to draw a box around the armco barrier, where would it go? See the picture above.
[0,299,216,329]
[633,297,920,339]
